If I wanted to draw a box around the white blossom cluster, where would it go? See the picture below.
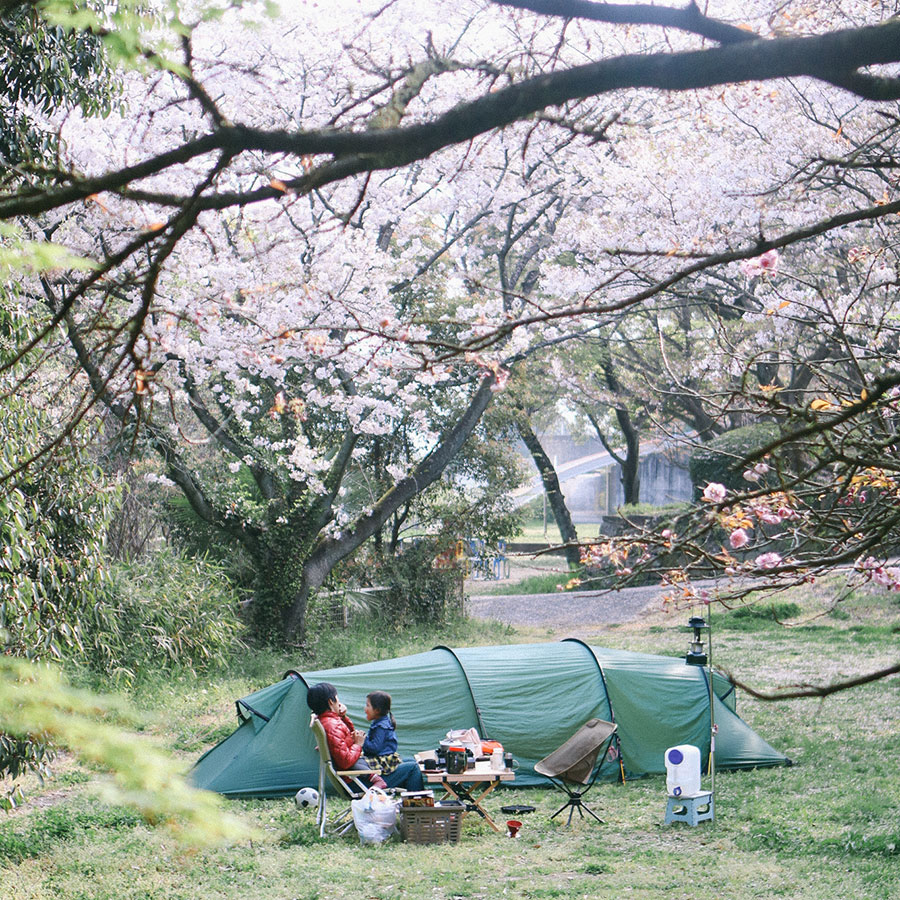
[28,0,899,494]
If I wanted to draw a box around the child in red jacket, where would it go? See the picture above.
[307,682,387,789]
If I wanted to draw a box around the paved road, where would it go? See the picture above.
[466,583,669,629]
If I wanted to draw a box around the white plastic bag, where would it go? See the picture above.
[350,788,398,845]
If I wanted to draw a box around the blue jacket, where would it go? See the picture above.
[362,714,398,757]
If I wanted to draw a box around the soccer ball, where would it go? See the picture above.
[294,787,319,810]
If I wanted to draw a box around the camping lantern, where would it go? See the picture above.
[684,615,708,666]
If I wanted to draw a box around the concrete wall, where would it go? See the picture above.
[559,449,692,520]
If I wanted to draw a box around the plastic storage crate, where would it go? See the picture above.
[400,803,464,844]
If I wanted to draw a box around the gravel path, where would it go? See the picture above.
[466,583,669,631]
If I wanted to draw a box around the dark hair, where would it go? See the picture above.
[307,682,337,715]
[367,690,396,728]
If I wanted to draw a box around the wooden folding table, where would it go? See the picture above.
[415,751,515,832]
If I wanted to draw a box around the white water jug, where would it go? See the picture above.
[665,744,701,797]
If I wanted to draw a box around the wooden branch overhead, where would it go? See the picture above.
[2,17,900,219]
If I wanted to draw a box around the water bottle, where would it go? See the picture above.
[665,745,701,796]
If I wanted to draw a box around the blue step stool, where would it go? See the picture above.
[665,791,714,826]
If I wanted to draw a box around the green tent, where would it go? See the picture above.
[191,640,788,798]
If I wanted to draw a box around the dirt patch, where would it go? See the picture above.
[2,754,84,819]
[466,582,670,638]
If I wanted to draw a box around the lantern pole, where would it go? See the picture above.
[707,607,716,799]
[685,612,716,810]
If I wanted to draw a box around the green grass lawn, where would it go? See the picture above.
[3,587,899,900]
[513,522,602,544]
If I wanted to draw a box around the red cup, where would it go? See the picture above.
[506,819,522,838]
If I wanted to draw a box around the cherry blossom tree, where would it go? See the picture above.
[5,0,900,646]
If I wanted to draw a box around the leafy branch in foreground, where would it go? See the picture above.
[0,657,255,845]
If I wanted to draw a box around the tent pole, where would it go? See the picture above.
[708,608,716,804]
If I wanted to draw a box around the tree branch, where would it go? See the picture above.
[491,0,756,45]
[3,21,900,220]
[728,663,900,701]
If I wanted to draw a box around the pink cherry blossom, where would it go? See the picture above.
[489,367,511,393]
[740,249,779,277]
[702,482,727,503]
[755,552,783,569]
[729,528,750,549]
[743,461,770,483]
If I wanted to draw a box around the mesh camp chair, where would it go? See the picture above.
[310,715,371,837]
[533,718,617,825]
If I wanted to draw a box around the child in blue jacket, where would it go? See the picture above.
[362,690,424,791]
[362,690,400,772]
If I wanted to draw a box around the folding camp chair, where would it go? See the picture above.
[310,715,371,837]
[533,718,617,825]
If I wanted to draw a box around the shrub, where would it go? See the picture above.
[375,540,464,624]
[77,550,245,685]
[718,601,803,630]
[302,540,464,662]
[730,600,802,620]
[1,384,119,786]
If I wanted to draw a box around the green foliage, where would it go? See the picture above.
[689,423,781,497]
[328,540,463,627]
[163,484,258,593]
[616,501,692,517]
[480,570,575,595]
[0,402,118,663]
[373,541,464,624]
[77,550,246,685]
[0,730,53,792]
[0,657,255,844]
[1,296,121,786]
[0,3,120,178]
[717,601,803,630]
[1,299,118,666]
[732,601,803,620]
[300,599,511,670]
[1,299,244,785]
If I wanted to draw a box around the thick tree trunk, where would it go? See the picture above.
[590,359,642,506]
[516,418,581,570]
[282,376,497,640]
[587,409,641,509]
[614,406,641,506]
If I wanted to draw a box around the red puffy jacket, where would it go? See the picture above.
[317,709,362,770]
